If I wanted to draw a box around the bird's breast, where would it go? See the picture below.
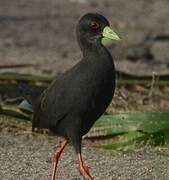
[79,65,115,135]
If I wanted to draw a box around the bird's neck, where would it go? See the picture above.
[82,39,113,66]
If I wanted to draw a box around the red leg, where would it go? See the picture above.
[78,153,94,180]
[51,140,68,180]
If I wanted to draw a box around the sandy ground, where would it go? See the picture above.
[1,129,169,180]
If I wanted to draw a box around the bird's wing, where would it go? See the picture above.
[32,61,97,129]
[32,77,70,128]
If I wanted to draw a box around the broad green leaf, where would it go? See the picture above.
[87,113,169,137]
[100,131,147,151]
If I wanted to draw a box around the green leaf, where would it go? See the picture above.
[86,112,169,150]
[100,131,147,151]
[87,112,169,138]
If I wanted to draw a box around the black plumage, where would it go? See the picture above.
[20,13,120,180]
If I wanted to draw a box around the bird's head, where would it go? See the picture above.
[77,13,120,49]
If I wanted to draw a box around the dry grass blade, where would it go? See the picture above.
[0,63,40,69]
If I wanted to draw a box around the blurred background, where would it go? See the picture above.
[0,0,168,74]
[0,1,169,179]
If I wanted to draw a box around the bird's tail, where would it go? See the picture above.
[18,83,38,113]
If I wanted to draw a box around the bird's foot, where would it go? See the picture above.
[79,164,94,180]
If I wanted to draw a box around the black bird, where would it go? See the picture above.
[19,13,120,180]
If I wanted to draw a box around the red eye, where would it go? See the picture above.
[90,21,100,29]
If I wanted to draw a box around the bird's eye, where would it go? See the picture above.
[90,21,100,29]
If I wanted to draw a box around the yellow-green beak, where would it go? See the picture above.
[101,26,121,46]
